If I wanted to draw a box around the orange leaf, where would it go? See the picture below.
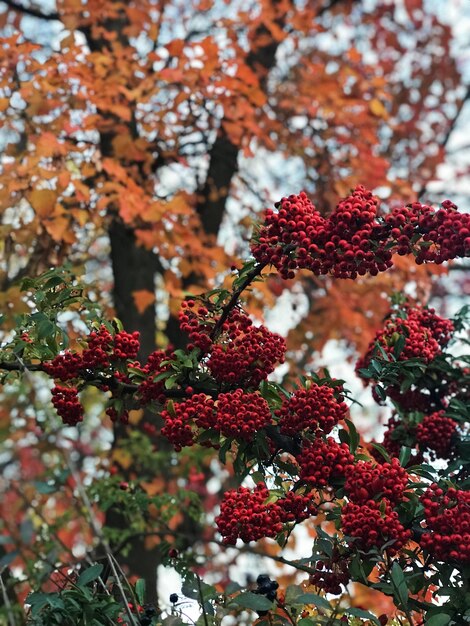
[132,289,155,314]
[29,189,57,218]
[369,98,388,118]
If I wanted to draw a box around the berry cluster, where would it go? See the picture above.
[113,330,140,360]
[309,556,351,595]
[420,484,470,563]
[216,483,316,544]
[207,310,286,388]
[296,438,354,487]
[277,382,348,436]
[384,200,470,263]
[137,348,175,405]
[357,303,454,373]
[43,352,84,381]
[161,394,216,451]
[415,411,457,459]
[179,300,213,352]
[255,575,279,602]
[344,458,409,505]
[215,389,272,440]
[341,500,412,555]
[51,386,84,426]
[216,483,283,544]
[251,186,470,280]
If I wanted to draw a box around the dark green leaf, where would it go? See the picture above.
[231,592,274,611]
[77,563,104,587]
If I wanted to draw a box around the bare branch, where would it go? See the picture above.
[1,0,60,21]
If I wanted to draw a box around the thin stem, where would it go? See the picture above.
[64,454,139,626]
[210,260,268,342]
[0,574,16,626]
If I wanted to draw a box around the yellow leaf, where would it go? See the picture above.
[111,447,132,470]
[0,98,9,112]
[44,215,73,243]
[369,98,388,118]
[132,289,155,314]
[29,189,57,218]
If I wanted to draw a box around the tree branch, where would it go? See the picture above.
[1,0,60,20]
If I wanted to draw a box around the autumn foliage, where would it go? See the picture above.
[1,1,470,625]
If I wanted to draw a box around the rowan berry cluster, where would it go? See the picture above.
[296,438,354,487]
[179,300,213,352]
[277,382,348,436]
[384,200,470,263]
[252,186,392,279]
[415,411,457,459]
[309,556,351,595]
[137,348,175,404]
[160,394,215,451]
[216,483,316,544]
[341,500,412,555]
[344,458,409,504]
[207,310,286,388]
[215,389,272,440]
[51,386,84,426]
[357,304,454,373]
[251,185,470,279]
[420,484,470,563]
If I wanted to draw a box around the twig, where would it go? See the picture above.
[64,454,139,626]
[1,0,60,20]
[0,574,16,626]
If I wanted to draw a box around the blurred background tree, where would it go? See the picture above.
[0,0,469,617]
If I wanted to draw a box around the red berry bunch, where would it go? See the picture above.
[106,406,129,424]
[207,310,286,388]
[179,300,213,352]
[357,304,454,373]
[251,190,327,279]
[420,484,470,563]
[277,490,318,523]
[137,348,175,404]
[344,458,409,505]
[112,330,140,360]
[385,200,470,263]
[51,385,84,426]
[82,325,113,368]
[416,411,457,459]
[216,484,317,544]
[296,438,354,487]
[43,352,83,381]
[277,382,348,436]
[309,556,351,595]
[216,483,284,544]
[341,500,412,555]
[252,186,470,280]
[215,389,272,440]
[161,394,216,451]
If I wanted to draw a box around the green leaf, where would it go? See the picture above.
[135,578,146,605]
[390,561,409,609]
[425,614,452,626]
[370,442,392,463]
[230,592,274,611]
[344,419,359,453]
[77,563,104,587]
[346,607,380,625]
[294,593,331,610]
[165,374,180,389]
